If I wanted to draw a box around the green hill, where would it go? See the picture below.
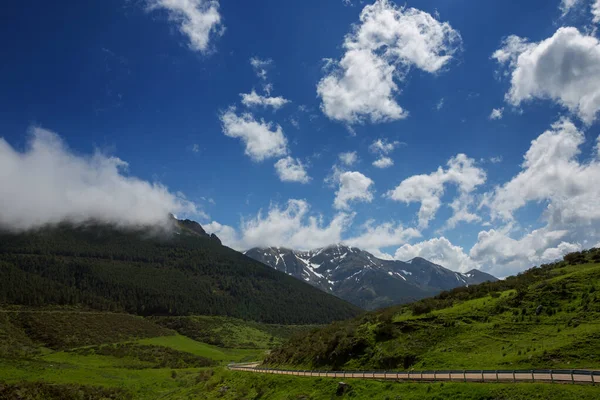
[0,221,361,324]
[265,248,600,370]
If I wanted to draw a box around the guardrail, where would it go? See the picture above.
[228,364,600,385]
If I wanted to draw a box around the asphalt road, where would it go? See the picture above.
[228,364,599,385]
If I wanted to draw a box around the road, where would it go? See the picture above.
[228,364,599,385]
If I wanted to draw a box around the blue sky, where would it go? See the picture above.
[2,0,600,277]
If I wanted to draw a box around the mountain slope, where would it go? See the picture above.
[265,248,600,371]
[245,246,497,310]
[0,220,361,324]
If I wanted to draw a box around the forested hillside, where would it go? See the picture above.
[266,248,600,370]
[0,221,361,324]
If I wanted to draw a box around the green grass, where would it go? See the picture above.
[266,250,600,371]
[149,315,319,349]
[135,335,265,363]
[0,311,173,352]
[162,369,600,400]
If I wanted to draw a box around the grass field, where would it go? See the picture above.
[163,369,600,400]
[149,315,319,348]
[266,253,600,372]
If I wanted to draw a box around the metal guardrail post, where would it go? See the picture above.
[495,370,498,383]
[513,370,516,383]
[571,370,575,384]
[463,370,466,382]
[531,370,534,382]
[434,370,436,382]
[592,372,596,386]
[551,370,554,383]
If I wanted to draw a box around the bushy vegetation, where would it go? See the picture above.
[0,311,172,352]
[0,381,132,400]
[266,248,600,371]
[70,343,216,369]
[150,315,319,349]
[0,222,361,324]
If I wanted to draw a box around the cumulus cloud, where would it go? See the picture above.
[339,151,358,166]
[334,171,375,210]
[220,109,288,162]
[560,0,581,16]
[593,0,600,23]
[489,108,504,120]
[387,154,486,229]
[493,27,600,124]
[205,198,419,256]
[373,157,394,168]
[394,229,582,276]
[240,90,290,110]
[0,127,197,232]
[147,0,223,53]
[470,227,581,277]
[370,138,401,168]
[250,57,272,80]
[274,157,311,183]
[484,118,600,227]
[394,237,476,272]
[205,200,352,251]
[317,0,461,124]
[369,138,401,155]
[344,220,420,253]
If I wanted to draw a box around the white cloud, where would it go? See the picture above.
[489,108,504,120]
[191,143,200,153]
[470,227,581,277]
[334,171,375,210]
[339,151,358,166]
[560,0,581,16]
[370,138,401,168]
[220,109,288,162]
[205,200,352,251]
[369,138,401,155]
[387,154,486,229]
[493,27,600,124]
[206,199,420,256]
[593,0,600,23]
[250,57,272,80]
[484,118,600,226]
[240,90,290,110]
[317,0,461,124]
[373,157,394,168]
[394,237,476,272]
[147,0,223,53]
[444,193,481,230]
[274,157,311,184]
[436,98,445,111]
[394,229,583,276]
[0,127,198,232]
[489,156,503,164]
[344,220,420,253]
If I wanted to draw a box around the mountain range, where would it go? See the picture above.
[0,219,360,324]
[245,245,497,310]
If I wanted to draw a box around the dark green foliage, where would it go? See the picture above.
[0,311,172,351]
[0,222,361,324]
[70,343,216,368]
[0,381,131,399]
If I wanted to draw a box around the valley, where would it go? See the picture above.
[0,221,599,399]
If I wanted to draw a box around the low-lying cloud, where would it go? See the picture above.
[0,127,197,231]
